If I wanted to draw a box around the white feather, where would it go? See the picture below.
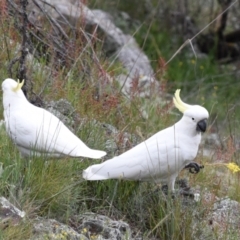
[83,96,209,191]
[2,78,106,159]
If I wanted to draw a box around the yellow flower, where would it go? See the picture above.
[62,231,68,236]
[178,61,183,66]
[81,228,88,233]
[191,59,196,64]
[206,162,240,174]
[200,65,204,70]
[226,162,240,173]
[91,235,98,240]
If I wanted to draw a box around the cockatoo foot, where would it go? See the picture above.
[184,162,204,174]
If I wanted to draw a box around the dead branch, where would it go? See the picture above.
[17,0,28,96]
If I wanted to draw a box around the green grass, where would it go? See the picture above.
[1,2,240,239]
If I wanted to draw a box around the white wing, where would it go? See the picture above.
[5,105,106,158]
[83,126,186,181]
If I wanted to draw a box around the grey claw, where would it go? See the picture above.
[184,163,204,174]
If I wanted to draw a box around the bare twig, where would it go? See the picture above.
[17,0,28,93]
[7,57,20,78]
[32,0,69,40]
[6,0,30,96]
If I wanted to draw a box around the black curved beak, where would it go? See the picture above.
[196,119,207,132]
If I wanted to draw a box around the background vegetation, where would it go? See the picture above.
[1,0,240,239]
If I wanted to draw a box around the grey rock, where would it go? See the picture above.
[77,120,139,156]
[111,11,139,34]
[46,99,80,131]
[102,123,119,135]
[203,133,221,148]
[191,195,240,240]
[31,217,88,240]
[117,75,160,100]
[0,197,25,229]
[105,139,118,154]
[201,133,221,158]
[27,0,159,98]
[102,123,140,155]
[70,212,131,240]
[212,198,240,228]
[83,8,154,78]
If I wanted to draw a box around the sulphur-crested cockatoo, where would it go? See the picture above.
[2,78,106,159]
[83,89,209,191]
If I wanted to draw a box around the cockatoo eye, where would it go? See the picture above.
[192,117,195,120]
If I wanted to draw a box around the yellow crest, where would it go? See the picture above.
[12,79,24,92]
[173,89,190,113]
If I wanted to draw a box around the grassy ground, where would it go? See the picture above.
[1,2,240,239]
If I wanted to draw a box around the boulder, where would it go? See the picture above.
[0,197,25,230]
[70,212,132,240]
[46,98,81,131]
[31,217,88,240]
[27,0,160,98]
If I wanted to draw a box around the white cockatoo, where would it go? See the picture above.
[83,89,209,191]
[2,78,106,159]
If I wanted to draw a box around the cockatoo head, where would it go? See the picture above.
[2,78,26,109]
[173,89,209,133]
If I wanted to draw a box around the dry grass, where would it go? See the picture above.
[0,1,240,239]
